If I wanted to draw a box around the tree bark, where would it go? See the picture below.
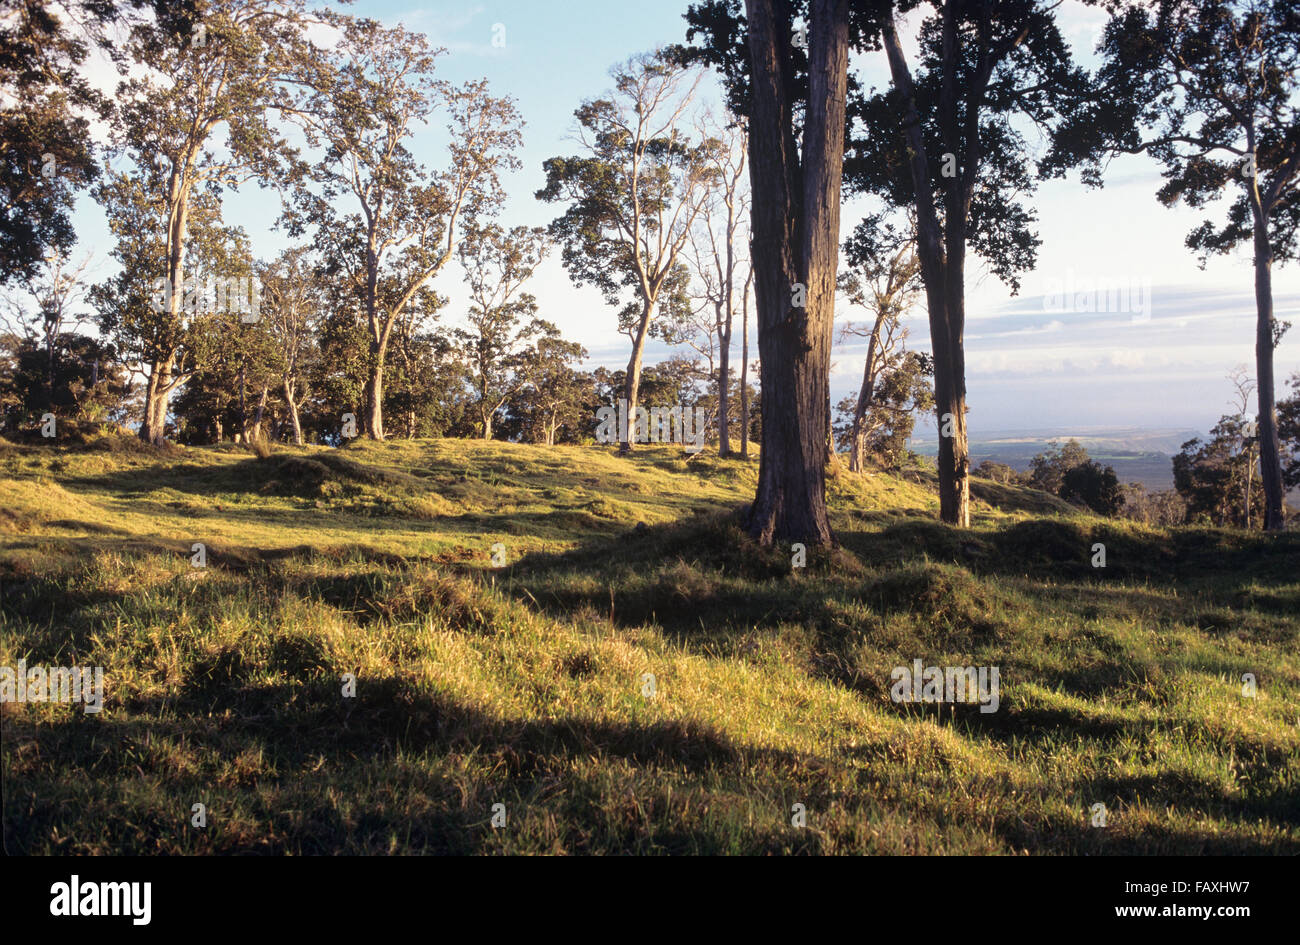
[140,361,171,445]
[251,385,268,440]
[364,339,385,440]
[882,14,970,526]
[848,321,881,473]
[284,379,303,446]
[718,321,731,456]
[740,273,751,458]
[620,298,656,453]
[1253,213,1285,530]
[743,0,848,546]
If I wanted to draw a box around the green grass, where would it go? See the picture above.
[2,431,1297,854]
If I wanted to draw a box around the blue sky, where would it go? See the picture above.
[66,0,1300,439]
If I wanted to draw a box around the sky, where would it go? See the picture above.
[60,0,1300,441]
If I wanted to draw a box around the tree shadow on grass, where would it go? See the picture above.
[2,675,829,855]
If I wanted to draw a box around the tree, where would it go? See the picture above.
[1027,439,1091,495]
[1278,372,1300,490]
[1,250,94,414]
[834,350,933,471]
[1120,482,1187,526]
[680,0,862,541]
[93,174,236,443]
[289,16,522,440]
[740,0,853,544]
[537,51,717,453]
[685,114,750,455]
[739,266,755,457]
[387,295,459,440]
[1060,460,1123,515]
[975,460,1018,484]
[0,0,187,285]
[837,223,926,472]
[1226,365,1259,527]
[168,229,269,444]
[258,246,321,445]
[503,338,591,445]
[454,224,554,440]
[1065,0,1298,529]
[850,0,1092,527]
[1173,420,1265,526]
[98,0,314,443]
[1173,366,1287,528]
[0,250,128,431]
[1023,439,1122,515]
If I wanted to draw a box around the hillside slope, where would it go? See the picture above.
[2,434,1297,854]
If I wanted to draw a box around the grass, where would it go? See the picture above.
[1,431,1297,854]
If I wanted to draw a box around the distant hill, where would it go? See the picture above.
[911,427,1202,490]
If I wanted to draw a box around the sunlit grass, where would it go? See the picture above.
[1,433,1296,853]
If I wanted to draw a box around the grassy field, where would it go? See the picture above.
[2,431,1297,854]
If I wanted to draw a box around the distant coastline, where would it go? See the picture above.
[909,427,1204,490]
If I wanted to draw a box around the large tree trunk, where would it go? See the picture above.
[143,169,191,448]
[620,298,655,453]
[743,0,848,546]
[140,361,171,445]
[364,341,385,440]
[934,276,971,527]
[1253,216,1285,530]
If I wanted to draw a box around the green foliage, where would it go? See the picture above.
[1173,417,1267,528]
[1060,460,1123,516]
[1023,440,1126,517]
[1062,0,1300,268]
[1279,372,1300,489]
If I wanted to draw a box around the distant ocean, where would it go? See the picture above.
[908,428,1205,491]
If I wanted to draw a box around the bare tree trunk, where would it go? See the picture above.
[364,341,385,441]
[848,326,878,473]
[935,280,971,527]
[284,379,303,446]
[45,326,56,414]
[1244,444,1254,529]
[238,363,248,439]
[718,311,731,456]
[743,0,848,546]
[741,274,751,459]
[251,386,268,440]
[1253,216,1285,530]
[882,15,969,526]
[140,361,172,445]
[621,298,655,453]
